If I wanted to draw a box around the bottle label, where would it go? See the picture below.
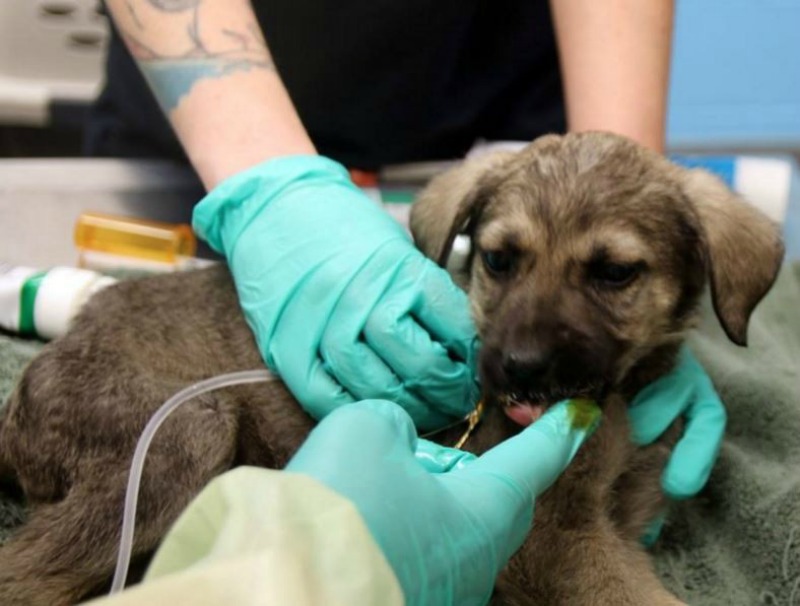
[0,263,40,334]
[20,271,47,335]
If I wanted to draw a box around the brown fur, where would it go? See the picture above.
[0,132,784,605]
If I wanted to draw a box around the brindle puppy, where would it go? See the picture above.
[0,133,783,605]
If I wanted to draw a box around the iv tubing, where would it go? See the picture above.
[110,369,278,594]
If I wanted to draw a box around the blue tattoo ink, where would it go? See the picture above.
[141,59,268,112]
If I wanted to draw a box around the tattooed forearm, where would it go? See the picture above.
[108,0,275,112]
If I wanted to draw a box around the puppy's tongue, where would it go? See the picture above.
[504,402,547,427]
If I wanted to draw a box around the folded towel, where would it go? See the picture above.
[0,334,40,542]
[654,262,800,605]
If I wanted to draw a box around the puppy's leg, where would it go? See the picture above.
[618,541,687,606]
[534,524,685,606]
[0,458,231,604]
[0,484,103,605]
[0,473,159,605]
[494,398,685,605]
[495,516,685,605]
[0,474,203,604]
[0,397,240,605]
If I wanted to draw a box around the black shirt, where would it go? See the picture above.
[85,1,565,170]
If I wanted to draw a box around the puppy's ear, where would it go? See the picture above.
[681,168,784,345]
[410,151,514,267]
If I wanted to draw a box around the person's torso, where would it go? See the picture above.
[89,0,565,169]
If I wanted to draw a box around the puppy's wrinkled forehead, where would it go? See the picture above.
[475,138,694,264]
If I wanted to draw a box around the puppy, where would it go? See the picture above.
[0,132,783,605]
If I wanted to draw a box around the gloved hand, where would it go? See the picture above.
[193,156,478,431]
[628,347,726,499]
[286,398,600,606]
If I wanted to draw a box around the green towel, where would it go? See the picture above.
[0,333,40,541]
[0,265,798,604]
[654,262,800,605]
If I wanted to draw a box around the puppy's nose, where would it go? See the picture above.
[502,348,550,385]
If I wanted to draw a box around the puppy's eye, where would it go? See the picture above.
[590,262,643,288]
[481,250,516,275]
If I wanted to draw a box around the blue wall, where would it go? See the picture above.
[667,0,800,149]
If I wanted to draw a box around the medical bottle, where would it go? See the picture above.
[0,264,116,340]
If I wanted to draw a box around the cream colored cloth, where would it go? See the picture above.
[89,467,404,606]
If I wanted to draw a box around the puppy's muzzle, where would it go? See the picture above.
[481,341,611,426]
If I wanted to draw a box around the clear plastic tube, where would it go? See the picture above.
[110,369,278,594]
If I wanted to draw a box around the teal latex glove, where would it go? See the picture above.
[286,399,600,606]
[193,156,478,431]
[628,347,727,500]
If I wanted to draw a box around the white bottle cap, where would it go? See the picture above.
[33,268,116,340]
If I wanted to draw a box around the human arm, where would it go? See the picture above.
[104,0,315,188]
[105,2,479,427]
[90,399,598,606]
[286,399,599,605]
[549,0,675,152]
